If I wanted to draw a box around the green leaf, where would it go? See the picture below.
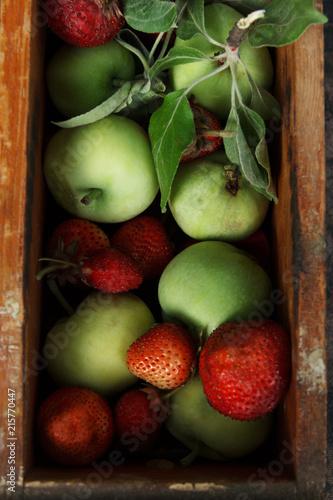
[53,80,162,128]
[148,46,210,82]
[122,0,177,33]
[223,98,277,203]
[148,90,195,212]
[116,28,150,61]
[175,0,206,40]
[249,84,281,121]
[222,1,272,16]
[240,60,281,120]
[248,0,328,48]
[53,82,133,128]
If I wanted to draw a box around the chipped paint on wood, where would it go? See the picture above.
[0,291,22,327]
[298,344,326,394]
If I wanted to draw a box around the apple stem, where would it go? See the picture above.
[227,9,265,49]
[225,166,241,196]
[46,278,75,316]
[180,442,202,467]
[237,10,266,30]
[205,129,235,138]
[80,188,102,206]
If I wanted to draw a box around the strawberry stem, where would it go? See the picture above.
[47,279,75,316]
[80,188,102,206]
[36,258,79,281]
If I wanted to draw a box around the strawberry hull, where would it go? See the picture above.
[0,2,327,500]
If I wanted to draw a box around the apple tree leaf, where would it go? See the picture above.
[248,0,328,48]
[53,80,162,128]
[223,97,277,203]
[175,0,206,40]
[248,83,281,122]
[240,61,281,121]
[221,0,272,16]
[148,46,211,83]
[122,0,177,33]
[115,28,150,61]
[148,90,195,212]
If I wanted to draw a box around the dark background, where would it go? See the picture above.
[324,0,332,497]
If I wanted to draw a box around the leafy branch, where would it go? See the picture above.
[149,61,231,211]
[51,0,327,212]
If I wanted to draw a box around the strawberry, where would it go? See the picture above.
[37,218,110,286]
[110,216,174,280]
[126,322,197,390]
[180,100,224,163]
[199,320,291,421]
[37,386,114,466]
[43,0,125,48]
[113,388,169,454]
[80,247,143,293]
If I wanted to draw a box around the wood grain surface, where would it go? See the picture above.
[0,0,46,495]
[271,16,327,499]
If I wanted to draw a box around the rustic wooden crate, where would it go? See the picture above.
[0,0,327,498]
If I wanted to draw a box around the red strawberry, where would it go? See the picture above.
[199,320,291,421]
[43,0,125,47]
[113,388,169,454]
[180,100,224,162]
[126,322,197,390]
[37,218,110,285]
[37,386,114,466]
[111,216,174,280]
[80,247,143,293]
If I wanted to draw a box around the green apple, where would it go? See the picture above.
[158,240,272,340]
[169,3,274,119]
[44,115,159,223]
[43,291,155,397]
[166,376,274,462]
[46,40,136,118]
[169,151,270,241]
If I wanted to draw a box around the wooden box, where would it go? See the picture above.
[0,0,327,498]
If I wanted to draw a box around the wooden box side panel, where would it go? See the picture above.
[271,13,327,498]
[0,0,46,495]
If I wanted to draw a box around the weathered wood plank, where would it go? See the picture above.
[271,15,327,499]
[0,0,46,496]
